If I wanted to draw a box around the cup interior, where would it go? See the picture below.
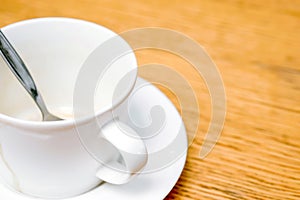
[0,18,137,121]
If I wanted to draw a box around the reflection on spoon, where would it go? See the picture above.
[0,30,62,121]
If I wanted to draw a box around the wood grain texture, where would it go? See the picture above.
[0,0,299,199]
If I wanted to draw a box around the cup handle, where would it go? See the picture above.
[95,120,148,184]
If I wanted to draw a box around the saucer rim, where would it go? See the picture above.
[0,77,188,200]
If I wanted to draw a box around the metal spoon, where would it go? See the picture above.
[0,30,62,121]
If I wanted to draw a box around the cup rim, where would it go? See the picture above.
[0,17,138,130]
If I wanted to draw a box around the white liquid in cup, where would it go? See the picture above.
[16,107,74,121]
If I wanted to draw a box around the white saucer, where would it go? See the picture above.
[0,78,187,200]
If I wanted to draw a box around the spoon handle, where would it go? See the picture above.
[0,30,60,121]
[0,30,39,100]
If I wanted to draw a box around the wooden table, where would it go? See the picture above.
[0,0,299,199]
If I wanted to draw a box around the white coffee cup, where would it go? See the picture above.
[0,17,147,198]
